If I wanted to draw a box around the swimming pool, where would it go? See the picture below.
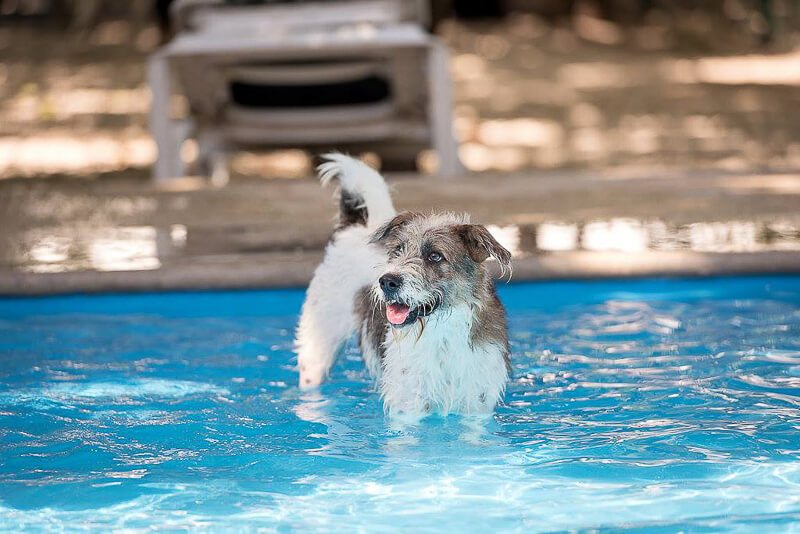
[1,276,799,531]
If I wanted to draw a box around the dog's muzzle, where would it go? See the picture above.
[379,274,442,327]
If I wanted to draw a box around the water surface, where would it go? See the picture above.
[1,277,799,531]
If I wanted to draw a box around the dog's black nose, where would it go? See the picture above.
[379,273,403,295]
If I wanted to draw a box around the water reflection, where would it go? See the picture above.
[21,226,165,273]
[536,222,579,252]
[87,226,160,272]
[582,219,649,252]
[11,217,800,274]
[527,218,800,255]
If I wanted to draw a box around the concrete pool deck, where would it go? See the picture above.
[2,167,800,295]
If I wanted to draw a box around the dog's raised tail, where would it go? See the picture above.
[318,153,396,229]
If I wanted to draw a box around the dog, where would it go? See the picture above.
[295,154,512,420]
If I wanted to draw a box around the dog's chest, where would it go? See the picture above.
[378,307,507,416]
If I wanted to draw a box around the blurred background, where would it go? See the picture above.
[2,0,800,288]
[2,0,800,180]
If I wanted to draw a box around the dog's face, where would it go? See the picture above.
[370,212,511,327]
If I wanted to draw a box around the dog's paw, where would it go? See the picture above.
[298,364,325,389]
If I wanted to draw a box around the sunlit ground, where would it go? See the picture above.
[2,8,800,179]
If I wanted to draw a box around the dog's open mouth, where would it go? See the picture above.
[385,297,441,327]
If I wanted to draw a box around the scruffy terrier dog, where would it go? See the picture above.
[296,154,512,420]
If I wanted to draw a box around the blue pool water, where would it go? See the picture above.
[1,277,800,531]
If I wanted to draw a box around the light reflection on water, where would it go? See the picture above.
[0,277,798,530]
[11,217,800,274]
[19,225,188,273]
[530,217,800,255]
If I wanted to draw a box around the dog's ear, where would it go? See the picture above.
[456,224,512,270]
[370,212,417,244]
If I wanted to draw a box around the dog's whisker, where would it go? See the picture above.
[415,317,426,343]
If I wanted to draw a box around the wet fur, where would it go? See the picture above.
[296,154,511,420]
[363,211,511,417]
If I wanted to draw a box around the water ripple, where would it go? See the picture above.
[0,277,799,530]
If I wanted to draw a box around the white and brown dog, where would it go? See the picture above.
[296,154,511,420]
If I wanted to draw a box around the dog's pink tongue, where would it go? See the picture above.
[386,303,411,325]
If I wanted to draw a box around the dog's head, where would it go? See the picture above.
[370,212,512,327]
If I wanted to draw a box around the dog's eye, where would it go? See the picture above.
[390,246,403,258]
[427,251,443,263]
